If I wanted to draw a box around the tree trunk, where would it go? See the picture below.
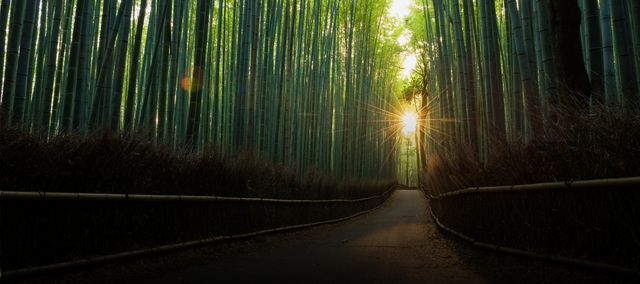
[508,0,542,139]
[13,0,38,124]
[548,0,591,112]
[583,0,604,103]
[123,0,147,130]
[610,0,639,112]
[1,0,26,124]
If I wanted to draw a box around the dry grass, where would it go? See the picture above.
[425,106,640,194]
[0,128,393,199]
[0,129,395,271]
[424,107,640,269]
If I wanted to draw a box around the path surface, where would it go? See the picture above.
[115,189,625,284]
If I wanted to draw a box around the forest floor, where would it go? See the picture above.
[14,190,634,284]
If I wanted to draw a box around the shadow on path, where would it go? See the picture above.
[125,190,627,284]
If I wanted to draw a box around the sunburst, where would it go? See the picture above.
[401,110,418,136]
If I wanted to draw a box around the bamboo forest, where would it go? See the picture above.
[2,0,640,282]
[0,0,403,181]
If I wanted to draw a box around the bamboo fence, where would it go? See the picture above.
[427,204,640,277]
[422,176,640,277]
[0,188,394,203]
[424,176,640,199]
[0,185,397,279]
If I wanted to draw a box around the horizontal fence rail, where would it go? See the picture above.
[1,185,397,279]
[427,205,640,277]
[2,200,391,278]
[426,176,640,199]
[422,176,640,277]
[0,188,394,203]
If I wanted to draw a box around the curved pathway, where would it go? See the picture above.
[126,189,625,284]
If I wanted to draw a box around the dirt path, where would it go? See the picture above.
[108,189,626,284]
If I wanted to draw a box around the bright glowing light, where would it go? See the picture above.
[389,0,411,20]
[389,0,417,79]
[400,53,417,79]
[401,111,418,136]
[397,30,411,45]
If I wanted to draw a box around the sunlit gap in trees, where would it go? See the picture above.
[391,0,417,80]
[397,29,417,79]
[394,102,421,187]
[389,0,419,185]
[350,96,420,186]
[401,110,418,136]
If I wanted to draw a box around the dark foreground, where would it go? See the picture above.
[18,190,633,284]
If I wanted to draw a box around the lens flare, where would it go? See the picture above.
[180,66,204,92]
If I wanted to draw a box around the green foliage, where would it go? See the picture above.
[0,0,405,182]
[405,0,640,165]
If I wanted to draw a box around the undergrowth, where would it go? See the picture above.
[0,128,394,199]
[425,106,640,193]
[0,128,395,271]
[425,107,640,268]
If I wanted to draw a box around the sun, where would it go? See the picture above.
[401,111,418,136]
